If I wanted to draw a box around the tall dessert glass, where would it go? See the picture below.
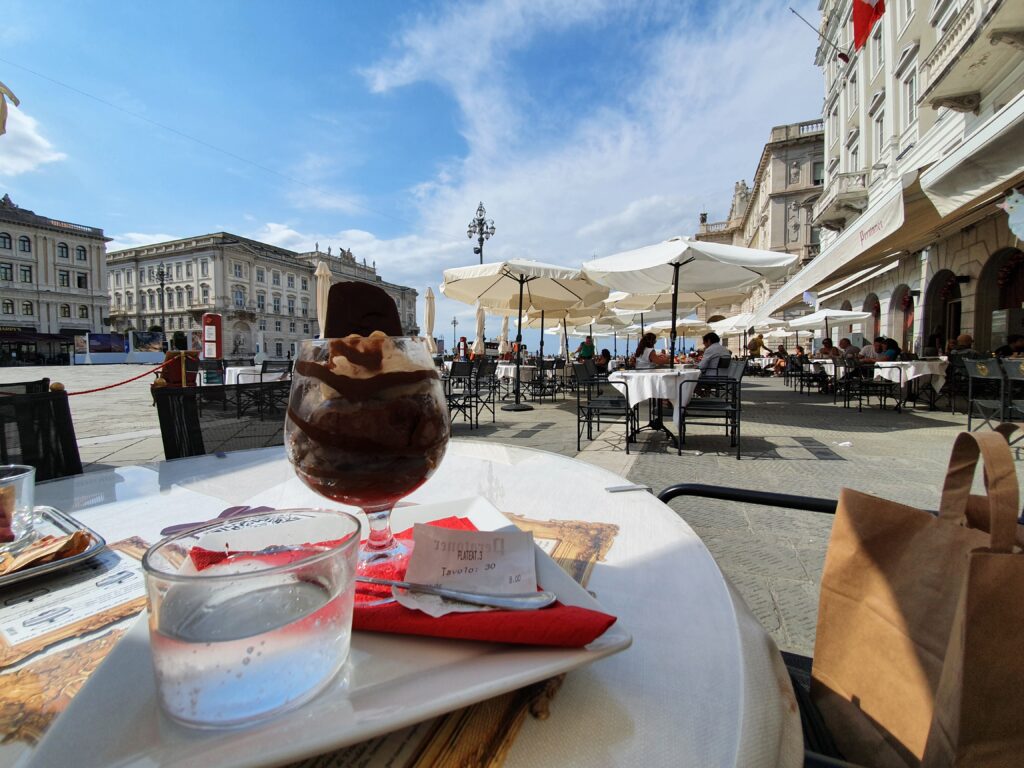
[285,335,450,580]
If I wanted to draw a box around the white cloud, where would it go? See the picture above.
[0,107,66,176]
[107,232,179,252]
[267,0,825,343]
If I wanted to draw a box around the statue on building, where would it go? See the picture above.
[315,241,319,253]
[0,81,20,137]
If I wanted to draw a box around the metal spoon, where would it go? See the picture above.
[356,576,557,611]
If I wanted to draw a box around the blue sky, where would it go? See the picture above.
[1,0,822,349]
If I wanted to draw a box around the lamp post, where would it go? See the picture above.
[466,202,496,264]
[155,261,168,348]
[451,316,458,353]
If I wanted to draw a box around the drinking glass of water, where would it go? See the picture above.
[142,508,361,728]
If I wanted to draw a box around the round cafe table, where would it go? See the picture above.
[11,443,801,768]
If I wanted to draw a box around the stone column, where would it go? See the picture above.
[914,248,930,354]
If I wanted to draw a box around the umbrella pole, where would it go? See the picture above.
[613,332,617,357]
[670,263,680,370]
[502,276,532,412]
[539,310,545,388]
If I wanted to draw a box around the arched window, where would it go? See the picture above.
[126,292,134,309]
[200,284,210,303]
[863,293,881,338]
[176,287,184,308]
[78,305,89,319]
[0,232,11,249]
[21,301,33,315]
[59,304,71,318]
[233,287,245,308]
[76,246,87,261]
[114,293,122,309]
[18,236,31,253]
[1,300,13,314]
[57,242,69,259]
[186,285,193,304]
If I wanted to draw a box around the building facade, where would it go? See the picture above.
[751,0,1024,353]
[0,194,110,363]
[106,232,418,359]
[695,120,825,321]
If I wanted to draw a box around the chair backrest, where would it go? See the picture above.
[261,360,293,375]
[154,386,285,460]
[964,359,1004,381]
[998,357,1024,382]
[727,357,746,381]
[476,359,498,379]
[0,378,50,396]
[0,391,83,481]
[583,358,598,379]
[449,361,474,379]
[198,360,225,385]
[572,362,592,385]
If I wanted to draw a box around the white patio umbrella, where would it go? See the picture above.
[498,315,510,355]
[314,261,332,337]
[787,308,872,339]
[442,260,608,410]
[472,304,486,356]
[584,237,797,368]
[423,286,437,353]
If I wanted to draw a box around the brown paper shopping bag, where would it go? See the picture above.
[811,430,1023,767]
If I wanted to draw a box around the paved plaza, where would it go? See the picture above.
[2,364,1009,657]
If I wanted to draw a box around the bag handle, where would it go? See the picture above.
[939,431,1019,553]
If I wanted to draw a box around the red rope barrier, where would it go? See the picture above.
[66,359,177,396]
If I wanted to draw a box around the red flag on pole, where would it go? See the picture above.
[853,0,885,50]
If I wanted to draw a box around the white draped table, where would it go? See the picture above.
[608,368,703,433]
[872,360,948,392]
[7,442,802,768]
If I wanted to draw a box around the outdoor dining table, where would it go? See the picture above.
[607,368,703,443]
[222,365,290,385]
[872,359,949,410]
[1,442,801,768]
[496,363,537,383]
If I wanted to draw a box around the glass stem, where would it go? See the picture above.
[364,506,396,551]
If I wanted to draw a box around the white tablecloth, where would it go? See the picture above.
[608,369,703,431]
[873,360,948,391]
[21,443,800,768]
[496,363,537,383]
[224,365,261,384]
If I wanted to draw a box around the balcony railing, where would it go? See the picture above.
[812,171,869,229]
[920,1,978,98]
[769,120,825,142]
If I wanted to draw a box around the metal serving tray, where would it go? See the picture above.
[0,506,107,589]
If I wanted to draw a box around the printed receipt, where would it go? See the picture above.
[396,524,538,617]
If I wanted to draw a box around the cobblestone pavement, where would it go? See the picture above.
[3,364,1006,657]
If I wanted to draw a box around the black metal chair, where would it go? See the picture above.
[260,360,292,383]
[655,483,855,766]
[964,358,1006,431]
[0,390,83,481]
[474,359,498,425]
[678,358,744,459]
[0,378,50,396]
[848,362,902,412]
[153,386,286,460]
[573,362,635,453]
[446,361,477,427]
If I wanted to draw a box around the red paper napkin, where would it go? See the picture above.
[189,516,617,648]
[353,517,617,648]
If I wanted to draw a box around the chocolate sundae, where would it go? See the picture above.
[285,282,449,511]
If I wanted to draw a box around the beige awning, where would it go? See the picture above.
[750,173,946,325]
[920,89,1024,218]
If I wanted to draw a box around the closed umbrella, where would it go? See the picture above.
[442,260,608,411]
[498,315,510,356]
[472,304,486,356]
[423,287,437,353]
[584,237,797,368]
[314,262,332,337]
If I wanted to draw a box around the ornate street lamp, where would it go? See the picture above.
[155,261,168,347]
[451,316,458,352]
[466,202,496,264]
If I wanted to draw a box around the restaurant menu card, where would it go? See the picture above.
[395,524,537,617]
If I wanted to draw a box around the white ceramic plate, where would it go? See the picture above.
[28,497,631,768]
